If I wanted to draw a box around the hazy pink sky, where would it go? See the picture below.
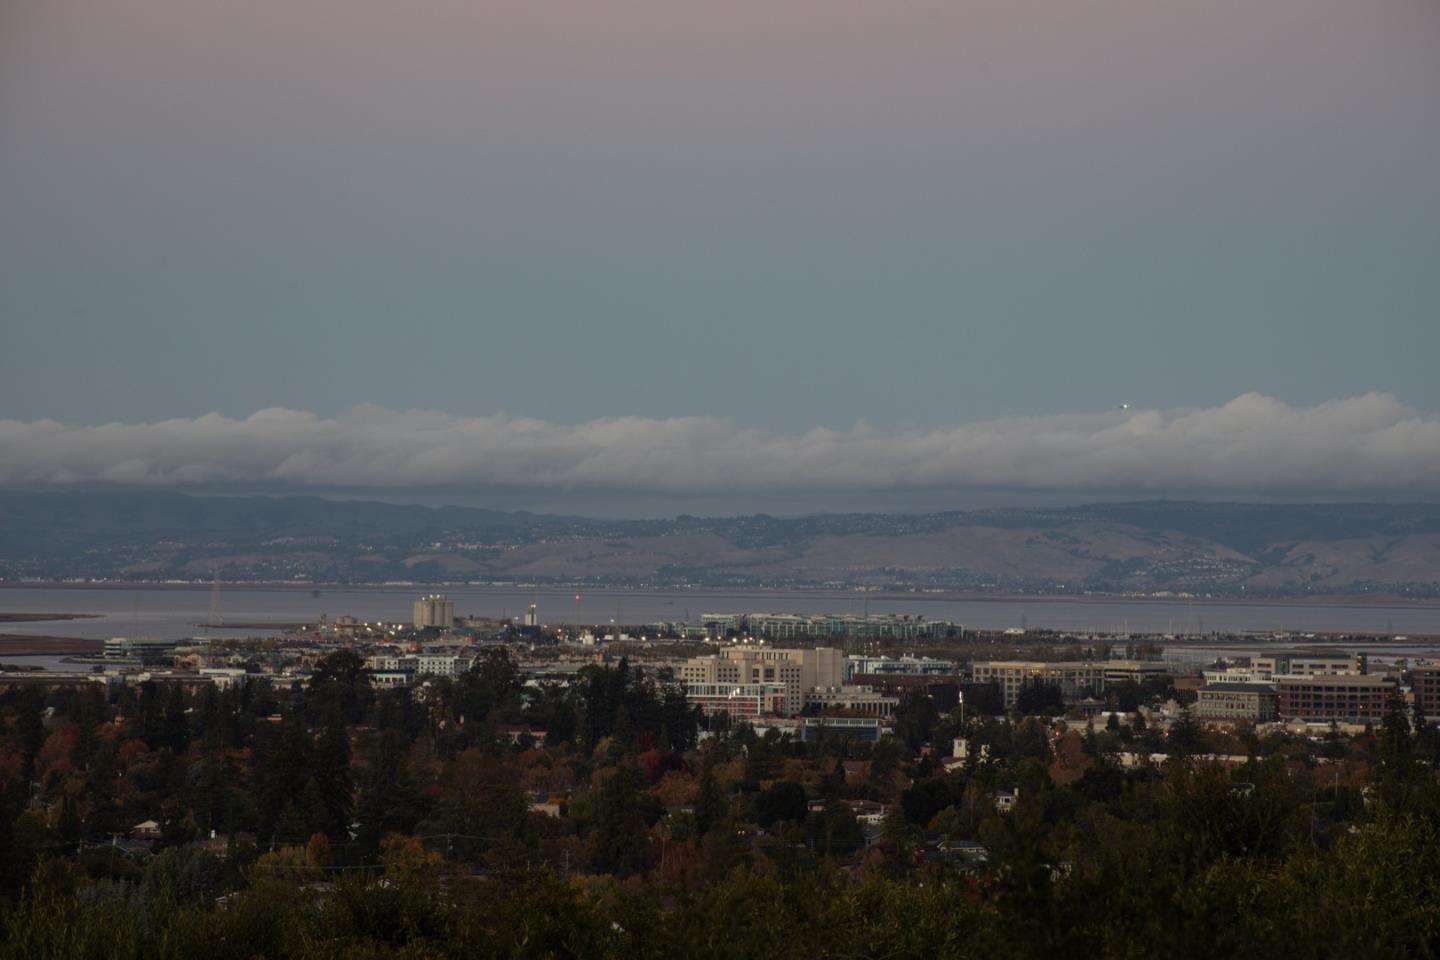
[2,0,1437,434]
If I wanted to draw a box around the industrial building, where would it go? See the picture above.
[412,594,455,630]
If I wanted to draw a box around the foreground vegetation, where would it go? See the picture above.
[3,648,1440,958]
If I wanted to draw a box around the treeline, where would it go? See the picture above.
[0,651,701,887]
[3,809,1440,959]
[5,650,1440,957]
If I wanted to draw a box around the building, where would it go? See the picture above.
[368,654,472,679]
[412,594,455,631]
[855,674,962,711]
[1194,683,1278,723]
[1275,674,1397,723]
[697,612,956,641]
[679,647,845,715]
[803,685,900,717]
[800,716,887,743]
[1203,668,1274,685]
[104,637,187,659]
[1411,667,1440,720]
[198,667,251,690]
[970,661,1106,709]
[522,604,538,627]
[684,682,788,720]
[845,655,958,679]
[1101,660,1172,686]
[1253,655,1358,678]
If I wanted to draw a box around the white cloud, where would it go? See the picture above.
[1,393,1438,497]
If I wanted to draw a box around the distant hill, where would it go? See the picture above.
[3,491,1440,596]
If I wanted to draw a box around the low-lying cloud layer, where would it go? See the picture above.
[2,393,1438,498]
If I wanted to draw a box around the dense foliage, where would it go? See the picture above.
[3,652,1440,958]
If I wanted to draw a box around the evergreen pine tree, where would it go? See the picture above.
[590,758,650,877]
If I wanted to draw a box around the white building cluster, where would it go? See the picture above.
[678,646,899,719]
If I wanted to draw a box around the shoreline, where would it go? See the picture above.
[3,580,1439,612]
[0,612,103,623]
[0,636,104,656]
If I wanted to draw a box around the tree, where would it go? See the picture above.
[899,777,961,828]
[55,792,81,846]
[743,732,780,787]
[193,740,242,839]
[1015,680,1064,717]
[17,687,47,780]
[590,758,651,877]
[163,684,190,754]
[802,802,864,858]
[1374,693,1425,816]
[353,728,427,862]
[311,707,354,841]
[755,781,807,828]
[253,708,313,846]
[694,764,727,838]
[81,741,121,840]
[310,649,370,723]
[893,695,938,750]
[1168,706,1206,758]
[69,686,104,771]
[422,748,530,866]
[608,704,635,759]
[965,682,1006,717]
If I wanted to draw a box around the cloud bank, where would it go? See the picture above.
[2,394,1438,499]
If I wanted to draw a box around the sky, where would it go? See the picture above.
[2,0,1438,512]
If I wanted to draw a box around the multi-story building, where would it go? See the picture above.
[412,594,455,631]
[1409,667,1440,720]
[803,685,900,717]
[1101,660,1172,686]
[854,674,962,711]
[369,654,472,678]
[1194,683,1278,723]
[697,613,956,641]
[800,716,887,743]
[684,682,788,720]
[1253,655,1357,678]
[1275,674,1397,723]
[371,669,414,689]
[1203,668,1274,685]
[680,647,845,715]
[845,655,959,679]
[104,637,187,659]
[970,661,1106,709]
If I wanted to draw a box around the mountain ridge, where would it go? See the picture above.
[3,491,1440,596]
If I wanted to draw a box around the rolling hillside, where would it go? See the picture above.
[3,492,1440,596]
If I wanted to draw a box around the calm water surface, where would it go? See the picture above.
[4,584,1440,640]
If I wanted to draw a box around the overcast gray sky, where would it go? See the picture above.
[2,0,1438,510]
